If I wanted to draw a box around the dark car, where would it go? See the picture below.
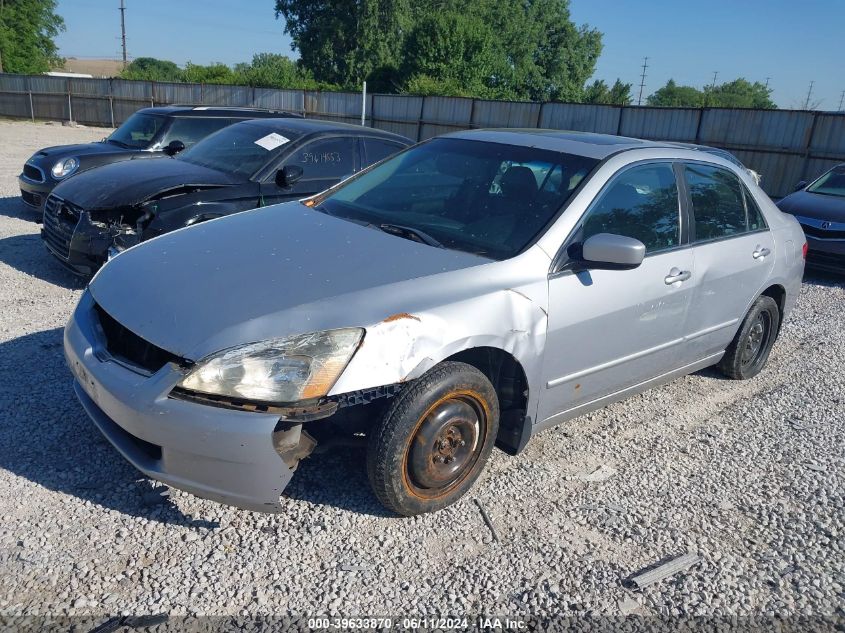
[42,118,412,275]
[19,105,301,212]
[776,164,845,273]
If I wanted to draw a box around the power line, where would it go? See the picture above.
[804,80,814,110]
[119,0,127,69]
[637,57,648,106]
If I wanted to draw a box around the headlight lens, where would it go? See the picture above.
[177,328,363,403]
[51,157,79,179]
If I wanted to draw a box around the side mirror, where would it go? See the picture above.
[580,233,645,269]
[793,180,807,192]
[164,140,185,156]
[276,165,304,188]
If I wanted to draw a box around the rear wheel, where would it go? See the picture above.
[366,362,499,516]
[718,295,780,380]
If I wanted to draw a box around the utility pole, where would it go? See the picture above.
[804,81,814,110]
[119,0,127,69]
[838,90,844,112]
[711,71,719,89]
[637,57,648,106]
[764,77,770,89]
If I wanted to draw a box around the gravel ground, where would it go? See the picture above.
[0,120,843,624]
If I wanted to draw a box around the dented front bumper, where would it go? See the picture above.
[64,294,310,512]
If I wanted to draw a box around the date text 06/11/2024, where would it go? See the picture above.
[306,617,528,630]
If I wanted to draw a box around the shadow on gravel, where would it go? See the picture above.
[284,448,395,518]
[0,194,39,222]
[803,269,845,288]
[0,233,86,290]
[0,327,213,527]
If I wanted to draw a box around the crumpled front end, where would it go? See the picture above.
[64,291,316,511]
[41,193,145,276]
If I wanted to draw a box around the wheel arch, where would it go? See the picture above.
[443,346,532,456]
[760,283,786,335]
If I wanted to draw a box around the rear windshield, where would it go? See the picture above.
[106,113,167,149]
[807,167,845,197]
[316,137,598,259]
[177,122,300,178]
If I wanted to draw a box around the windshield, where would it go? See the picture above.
[177,123,295,178]
[807,167,845,197]
[106,113,166,149]
[316,138,598,259]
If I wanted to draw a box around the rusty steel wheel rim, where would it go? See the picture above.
[406,394,487,498]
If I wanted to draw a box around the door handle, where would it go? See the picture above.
[753,246,771,259]
[664,267,691,284]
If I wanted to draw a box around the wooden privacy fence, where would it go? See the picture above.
[1,73,843,198]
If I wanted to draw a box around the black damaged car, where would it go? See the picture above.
[42,118,412,275]
[19,105,299,212]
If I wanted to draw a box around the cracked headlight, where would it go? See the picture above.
[51,157,79,180]
[177,328,363,403]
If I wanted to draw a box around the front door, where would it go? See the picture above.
[538,161,696,425]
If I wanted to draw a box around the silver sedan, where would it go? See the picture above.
[64,130,806,515]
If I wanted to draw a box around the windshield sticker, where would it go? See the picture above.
[254,132,290,151]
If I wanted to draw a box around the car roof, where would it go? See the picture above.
[233,117,412,143]
[443,128,747,161]
[137,105,302,118]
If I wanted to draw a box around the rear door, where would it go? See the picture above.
[681,162,775,359]
[539,161,696,423]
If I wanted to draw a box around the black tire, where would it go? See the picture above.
[366,361,499,516]
[718,295,780,380]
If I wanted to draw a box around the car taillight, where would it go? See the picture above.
[802,242,808,259]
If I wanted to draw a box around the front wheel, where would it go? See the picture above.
[718,295,780,380]
[366,362,499,516]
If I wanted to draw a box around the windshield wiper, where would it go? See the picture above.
[376,223,444,248]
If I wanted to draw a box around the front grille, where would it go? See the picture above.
[801,223,845,240]
[42,195,80,260]
[20,190,42,207]
[23,162,45,182]
[94,303,185,374]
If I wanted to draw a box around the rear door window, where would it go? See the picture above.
[291,137,356,181]
[362,138,405,166]
[684,164,749,241]
[579,162,681,253]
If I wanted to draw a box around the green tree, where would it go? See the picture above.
[181,62,234,84]
[583,78,632,105]
[0,0,65,74]
[274,0,410,89]
[231,53,322,89]
[703,78,775,109]
[647,79,705,107]
[401,10,510,99]
[274,0,602,100]
[120,57,182,82]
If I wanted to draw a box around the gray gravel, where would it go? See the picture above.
[0,120,843,620]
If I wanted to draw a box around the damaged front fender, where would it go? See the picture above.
[329,281,549,420]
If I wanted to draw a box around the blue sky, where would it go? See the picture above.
[55,0,844,110]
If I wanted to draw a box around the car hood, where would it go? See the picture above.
[776,190,845,222]
[33,141,136,160]
[89,202,494,360]
[51,158,242,210]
